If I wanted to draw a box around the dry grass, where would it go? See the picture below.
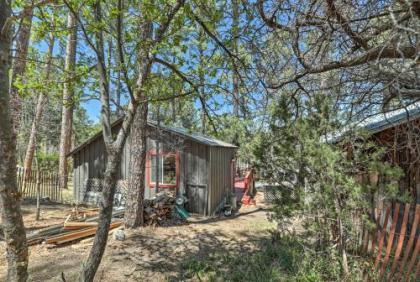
[0,193,276,281]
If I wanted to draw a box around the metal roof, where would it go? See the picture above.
[68,118,237,156]
[147,121,238,148]
[327,102,420,143]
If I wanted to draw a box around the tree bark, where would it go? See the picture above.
[23,33,55,176]
[78,1,139,279]
[332,183,349,275]
[0,1,29,280]
[155,106,161,194]
[79,150,122,282]
[232,0,240,118]
[124,16,154,228]
[58,12,77,190]
[10,1,34,134]
[198,30,206,134]
[77,0,184,279]
[124,101,149,227]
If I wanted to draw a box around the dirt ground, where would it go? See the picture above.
[0,192,275,281]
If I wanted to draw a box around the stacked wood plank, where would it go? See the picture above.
[24,193,178,246]
[26,207,124,246]
[46,221,122,245]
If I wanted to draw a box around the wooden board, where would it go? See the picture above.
[46,221,122,244]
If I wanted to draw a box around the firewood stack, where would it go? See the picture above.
[143,192,176,226]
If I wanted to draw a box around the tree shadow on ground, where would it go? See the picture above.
[105,222,299,281]
[190,207,270,225]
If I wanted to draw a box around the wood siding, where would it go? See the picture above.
[72,128,236,215]
[208,146,236,215]
[184,140,209,215]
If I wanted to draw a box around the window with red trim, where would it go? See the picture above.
[147,151,179,188]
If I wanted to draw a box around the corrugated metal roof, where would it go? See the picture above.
[68,118,237,156]
[327,102,420,143]
[147,121,238,148]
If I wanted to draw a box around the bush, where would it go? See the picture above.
[181,235,367,282]
[35,152,59,171]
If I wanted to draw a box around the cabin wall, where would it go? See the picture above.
[373,121,420,203]
[72,131,236,215]
[183,140,209,215]
[73,134,150,202]
[143,138,182,199]
[208,147,236,215]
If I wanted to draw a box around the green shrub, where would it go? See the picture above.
[181,236,367,282]
[35,151,59,171]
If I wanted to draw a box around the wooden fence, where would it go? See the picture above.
[16,167,62,202]
[361,202,419,281]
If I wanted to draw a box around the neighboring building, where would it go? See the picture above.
[329,103,420,203]
[68,119,237,216]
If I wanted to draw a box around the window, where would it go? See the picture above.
[148,151,179,188]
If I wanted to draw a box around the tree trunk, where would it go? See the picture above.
[231,0,240,118]
[124,101,148,227]
[10,1,33,134]
[23,33,55,176]
[79,1,151,279]
[155,106,161,194]
[231,0,241,146]
[79,0,183,279]
[332,185,349,275]
[58,12,77,190]
[198,30,206,134]
[123,17,154,228]
[79,151,122,281]
[0,1,29,280]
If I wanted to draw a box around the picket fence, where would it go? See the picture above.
[361,202,419,281]
[16,167,62,202]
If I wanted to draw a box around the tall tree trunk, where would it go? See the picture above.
[79,1,147,279]
[124,17,154,228]
[332,184,349,275]
[198,30,206,134]
[124,101,149,227]
[10,1,33,134]
[58,12,77,190]
[155,106,161,194]
[0,1,29,280]
[79,1,184,279]
[79,150,122,282]
[232,0,240,119]
[23,33,55,175]
[231,0,241,146]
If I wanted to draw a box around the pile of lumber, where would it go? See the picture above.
[26,208,124,246]
[46,221,122,245]
[144,192,176,226]
[25,193,180,246]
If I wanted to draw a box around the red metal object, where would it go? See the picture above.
[234,169,256,205]
[241,195,256,205]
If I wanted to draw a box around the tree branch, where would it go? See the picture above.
[325,0,369,50]
[116,0,134,102]
[93,1,112,146]
[153,56,218,133]
[270,44,418,89]
[154,0,185,43]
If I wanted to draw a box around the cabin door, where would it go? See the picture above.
[186,184,207,215]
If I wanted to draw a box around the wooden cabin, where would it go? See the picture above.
[329,103,420,203]
[68,119,237,216]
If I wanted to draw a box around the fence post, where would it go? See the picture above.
[36,170,41,221]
